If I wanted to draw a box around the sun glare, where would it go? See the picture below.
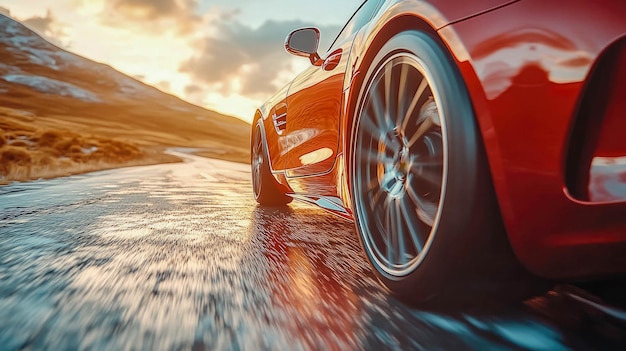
[0,0,356,123]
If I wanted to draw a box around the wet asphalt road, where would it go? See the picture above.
[1,151,625,351]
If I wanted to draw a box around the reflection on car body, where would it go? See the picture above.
[251,0,626,306]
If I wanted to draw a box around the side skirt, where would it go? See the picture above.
[287,194,354,221]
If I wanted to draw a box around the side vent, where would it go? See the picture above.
[272,103,287,134]
[566,37,626,202]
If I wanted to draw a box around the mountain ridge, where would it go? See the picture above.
[0,14,250,183]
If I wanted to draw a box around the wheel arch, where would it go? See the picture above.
[251,109,266,158]
[251,108,274,168]
[252,108,293,193]
[342,17,541,305]
[251,109,263,136]
[341,12,512,247]
[343,14,452,193]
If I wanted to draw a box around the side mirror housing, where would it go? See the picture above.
[285,27,322,65]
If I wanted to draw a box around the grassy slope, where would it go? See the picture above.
[0,15,251,184]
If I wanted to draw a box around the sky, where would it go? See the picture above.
[0,0,361,122]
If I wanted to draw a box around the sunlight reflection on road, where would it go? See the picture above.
[0,153,624,350]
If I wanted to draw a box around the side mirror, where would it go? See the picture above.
[285,27,322,65]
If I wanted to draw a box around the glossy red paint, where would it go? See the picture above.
[282,18,355,178]
[440,0,626,278]
[585,40,626,203]
[254,0,626,280]
[284,73,343,176]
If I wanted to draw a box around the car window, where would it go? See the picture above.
[328,0,381,51]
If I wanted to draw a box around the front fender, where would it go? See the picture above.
[338,0,519,210]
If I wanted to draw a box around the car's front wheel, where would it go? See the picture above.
[350,30,541,307]
[251,121,292,206]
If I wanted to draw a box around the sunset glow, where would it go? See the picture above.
[0,0,358,122]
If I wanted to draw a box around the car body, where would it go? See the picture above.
[251,0,626,305]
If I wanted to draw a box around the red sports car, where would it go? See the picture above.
[251,0,626,305]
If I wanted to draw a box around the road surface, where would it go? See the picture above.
[1,151,625,350]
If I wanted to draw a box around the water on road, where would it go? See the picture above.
[1,153,624,350]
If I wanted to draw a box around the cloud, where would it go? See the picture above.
[22,9,67,45]
[101,0,200,34]
[156,80,171,91]
[184,84,202,95]
[22,10,55,33]
[179,17,340,97]
[183,84,206,105]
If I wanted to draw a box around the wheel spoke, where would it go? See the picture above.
[254,132,262,155]
[384,61,393,125]
[360,111,384,139]
[411,154,443,168]
[401,78,428,133]
[410,162,443,189]
[370,185,386,211]
[400,196,425,253]
[406,184,436,227]
[393,199,407,265]
[369,86,389,131]
[365,176,379,192]
[359,148,394,165]
[407,118,434,148]
[397,62,409,120]
[383,197,395,263]
[388,198,397,264]
[365,171,390,210]
[253,130,263,194]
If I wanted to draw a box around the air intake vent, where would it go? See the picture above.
[566,37,626,202]
[272,104,287,134]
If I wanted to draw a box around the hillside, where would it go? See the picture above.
[0,14,250,184]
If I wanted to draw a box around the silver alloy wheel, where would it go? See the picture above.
[252,125,264,199]
[354,52,448,278]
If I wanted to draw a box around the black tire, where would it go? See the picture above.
[251,121,292,206]
[350,30,542,307]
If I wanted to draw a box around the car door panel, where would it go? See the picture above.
[284,0,382,178]
[283,49,349,176]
